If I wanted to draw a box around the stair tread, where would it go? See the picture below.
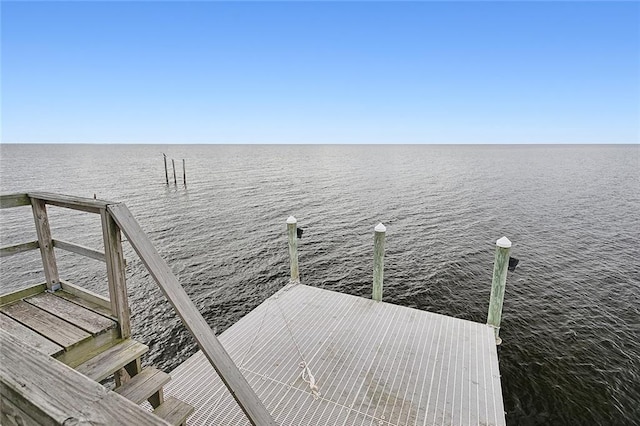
[115,367,171,405]
[75,339,148,382]
[153,396,194,426]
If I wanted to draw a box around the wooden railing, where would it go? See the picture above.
[0,192,275,426]
[1,192,130,338]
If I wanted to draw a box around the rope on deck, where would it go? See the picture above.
[274,290,322,400]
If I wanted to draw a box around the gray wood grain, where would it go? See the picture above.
[75,339,148,382]
[0,193,30,209]
[101,209,131,339]
[52,239,106,262]
[25,293,115,335]
[27,192,111,214]
[0,240,39,258]
[115,367,171,404]
[31,198,59,289]
[0,313,63,357]
[0,301,90,349]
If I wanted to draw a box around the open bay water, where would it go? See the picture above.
[0,144,638,425]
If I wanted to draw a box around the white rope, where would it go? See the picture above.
[275,294,321,400]
[300,361,321,400]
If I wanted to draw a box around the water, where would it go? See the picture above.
[0,144,638,425]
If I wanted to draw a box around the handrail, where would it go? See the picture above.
[0,193,30,209]
[107,203,276,425]
[28,191,111,213]
[0,240,39,258]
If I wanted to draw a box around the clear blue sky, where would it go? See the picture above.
[1,1,638,144]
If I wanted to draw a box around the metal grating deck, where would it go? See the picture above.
[165,283,505,425]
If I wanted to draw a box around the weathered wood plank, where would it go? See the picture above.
[31,198,60,290]
[52,239,106,262]
[54,328,120,369]
[0,329,171,426]
[27,191,111,214]
[115,367,171,405]
[153,397,194,426]
[0,313,64,357]
[75,339,148,382]
[0,283,46,306]
[25,293,116,336]
[0,240,39,258]
[101,209,131,339]
[56,288,114,318]
[59,280,111,311]
[1,395,41,426]
[0,301,90,349]
[0,193,30,209]
[108,202,276,426]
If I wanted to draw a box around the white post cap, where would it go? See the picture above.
[286,216,297,224]
[375,223,386,233]
[496,236,512,248]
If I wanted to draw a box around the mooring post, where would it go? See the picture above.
[372,223,386,302]
[163,153,169,185]
[183,159,187,186]
[172,159,177,185]
[487,236,512,345]
[287,216,299,283]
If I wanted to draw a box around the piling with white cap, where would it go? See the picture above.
[372,223,386,302]
[487,236,512,344]
[287,216,299,283]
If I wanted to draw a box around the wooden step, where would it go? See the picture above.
[76,339,148,381]
[153,396,194,426]
[114,367,171,405]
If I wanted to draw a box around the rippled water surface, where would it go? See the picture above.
[1,144,638,425]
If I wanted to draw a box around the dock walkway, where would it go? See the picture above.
[166,283,505,426]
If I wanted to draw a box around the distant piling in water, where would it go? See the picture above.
[163,155,188,189]
[172,160,177,185]
[163,154,169,185]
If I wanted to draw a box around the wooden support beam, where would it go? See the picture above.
[0,284,47,307]
[101,209,131,339]
[31,198,60,290]
[0,240,39,258]
[108,202,276,426]
[28,192,111,214]
[0,193,30,209]
[59,280,112,311]
[53,239,106,262]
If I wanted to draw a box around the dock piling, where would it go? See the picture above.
[183,159,187,186]
[163,154,169,185]
[372,223,386,301]
[487,236,511,344]
[287,216,299,283]
[172,159,177,185]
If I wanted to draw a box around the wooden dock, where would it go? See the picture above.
[166,283,505,426]
[1,193,511,426]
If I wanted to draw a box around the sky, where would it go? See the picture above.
[1,1,638,144]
